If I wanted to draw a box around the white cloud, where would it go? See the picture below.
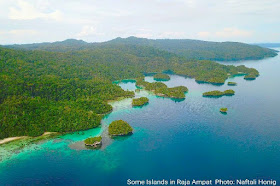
[215,28,252,38]
[77,25,104,38]
[9,0,62,21]
[134,33,154,38]
[0,29,39,44]
[158,31,187,39]
[0,0,279,43]
[0,29,38,35]
[197,31,211,38]
[9,29,38,35]
[196,28,252,39]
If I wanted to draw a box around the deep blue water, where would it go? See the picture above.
[0,49,280,185]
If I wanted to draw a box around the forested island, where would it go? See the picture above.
[220,108,228,113]
[228,82,237,86]
[153,73,170,81]
[108,120,133,136]
[0,37,270,139]
[203,90,235,97]
[84,136,102,148]
[136,79,188,99]
[107,37,278,61]
[132,97,149,106]
[7,37,278,61]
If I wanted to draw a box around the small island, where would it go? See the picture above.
[132,97,149,106]
[153,73,170,81]
[108,120,133,136]
[203,89,235,97]
[223,89,235,95]
[155,86,188,99]
[228,82,237,86]
[84,136,102,148]
[220,108,228,113]
[136,78,188,99]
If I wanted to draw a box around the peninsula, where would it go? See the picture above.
[244,74,258,80]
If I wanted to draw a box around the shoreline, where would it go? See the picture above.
[0,136,27,145]
[0,132,57,145]
[0,96,131,147]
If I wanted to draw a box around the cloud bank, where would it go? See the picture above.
[0,0,279,44]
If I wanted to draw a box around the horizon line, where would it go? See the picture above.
[1,36,280,46]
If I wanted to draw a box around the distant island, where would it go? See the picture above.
[108,120,133,136]
[132,97,149,106]
[9,37,277,61]
[84,136,102,148]
[153,73,170,81]
[228,82,237,86]
[220,108,228,113]
[203,90,235,97]
[136,79,188,99]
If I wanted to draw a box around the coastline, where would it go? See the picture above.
[0,136,27,145]
[0,95,133,147]
[0,95,132,150]
[0,132,57,145]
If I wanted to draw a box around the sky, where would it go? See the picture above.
[0,0,279,44]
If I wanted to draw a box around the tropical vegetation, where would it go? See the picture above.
[0,37,267,139]
[136,79,188,98]
[220,108,228,113]
[153,73,170,81]
[132,97,149,106]
[7,37,277,61]
[228,82,237,86]
[84,136,102,148]
[84,136,102,145]
[203,90,235,97]
[108,120,133,136]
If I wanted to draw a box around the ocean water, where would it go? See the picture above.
[0,49,280,185]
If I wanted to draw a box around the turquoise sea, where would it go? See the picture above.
[0,49,280,185]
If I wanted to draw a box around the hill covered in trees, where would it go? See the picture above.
[5,37,278,61]
[0,38,265,139]
[108,37,278,61]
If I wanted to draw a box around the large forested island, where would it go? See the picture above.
[0,37,275,139]
[6,37,277,61]
[108,120,133,136]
